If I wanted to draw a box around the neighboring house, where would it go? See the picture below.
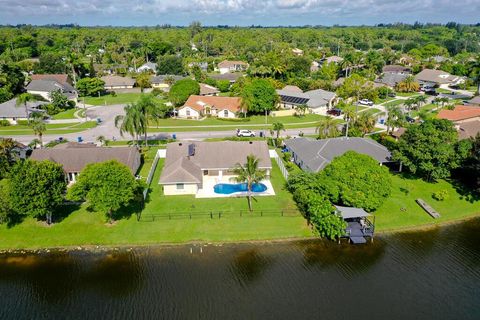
[292,48,304,56]
[26,77,78,102]
[150,75,185,91]
[375,72,409,88]
[199,83,220,96]
[457,121,480,140]
[177,95,243,119]
[136,62,157,73]
[188,62,208,72]
[320,55,344,65]
[93,64,127,75]
[210,72,244,84]
[414,69,465,87]
[284,137,392,172]
[276,85,337,114]
[29,142,141,184]
[310,61,320,73]
[159,141,272,196]
[382,65,411,74]
[438,105,480,140]
[0,98,47,123]
[101,75,136,90]
[217,60,249,74]
[30,74,72,85]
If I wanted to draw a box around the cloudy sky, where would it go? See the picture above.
[0,0,478,26]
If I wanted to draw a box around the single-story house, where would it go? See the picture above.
[292,48,304,56]
[137,62,157,73]
[320,56,344,65]
[199,83,220,96]
[30,74,73,85]
[188,62,208,72]
[29,142,141,184]
[457,121,480,140]
[217,60,249,74]
[93,64,127,75]
[284,137,392,172]
[26,80,77,103]
[159,141,272,196]
[437,105,480,124]
[101,75,136,90]
[177,95,243,119]
[382,65,411,74]
[150,75,185,91]
[276,85,337,114]
[375,72,409,88]
[414,69,465,87]
[0,98,47,123]
[210,72,244,84]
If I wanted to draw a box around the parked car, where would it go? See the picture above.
[237,129,255,137]
[424,89,438,96]
[406,116,415,123]
[388,92,396,98]
[358,99,374,106]
[327,108,342,116]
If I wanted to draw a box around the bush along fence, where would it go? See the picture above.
[270,150,289,180]
[139,209,301,222]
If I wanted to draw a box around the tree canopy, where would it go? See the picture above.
[241,79,278,114]
[169,79,200,107]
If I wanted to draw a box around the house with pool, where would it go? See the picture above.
[159,141,274,198]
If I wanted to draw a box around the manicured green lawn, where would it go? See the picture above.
[436,88,453,94]
[0,157,311,249]
[374,174,480,231]
[84,93,166,106]
[0,121,97,135]
[52,108,78,120]
[411,104,438,117]
[383,99,405,107]
[396,92,421,97]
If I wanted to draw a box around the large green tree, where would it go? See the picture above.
[156,55,184,75]
[169,79,200,107]
[76,77,105,96]
[67,160,141,223]
[241,79,278,115]
[393,119,471,181]
[233,155,267,212]
[9,160,66,224]
[318,151,392,212]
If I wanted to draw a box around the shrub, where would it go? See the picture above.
[151,88,163,96]
[282,151,292,162]
[110,91,117,97]
[16,120,29,125]
[0,120,10,127]
[432,189,449,201]
[285,162,295,172]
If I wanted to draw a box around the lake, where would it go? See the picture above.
[1,219,479,320]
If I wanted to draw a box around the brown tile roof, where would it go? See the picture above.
[30,145,141,174]
[100,75,136,87]
[438,105,480,121]
[218,60,248,68]
[159,141,272,184]
[181,95,243,113]
[31,74,70,85]
[458,121,480,140]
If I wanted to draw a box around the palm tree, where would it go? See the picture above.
[233,155,266,212]
[137,94,163,146]
[385,105,405,134]
[29,112,46,147]
[96,135,109,146]
[272,122,285,139]
[28,138,41,149]
[342,103,356,137]
[16,93,35,120]
[396,75,419,93]
[414,95,427,109]
[356,112,376,137]
[115,103,145,145]
[296,104,308,117]
[316,116,339,139]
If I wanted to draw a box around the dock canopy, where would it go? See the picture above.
[335,205,370,219]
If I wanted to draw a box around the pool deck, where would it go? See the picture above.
[196,180,275,198]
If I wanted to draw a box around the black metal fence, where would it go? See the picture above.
[139,209,301,222]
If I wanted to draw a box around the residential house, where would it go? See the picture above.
[188,62,208,72]
[93,64,127,76]
[30,142,141,184]
[414,69,465,88]
[292,48,304,56]
[177,95,243,119]
[375,72,409,88]
[438,105,480,139]
[0,98,47,124]
[150,75,185,91]
[276,85,337,114]
[320,55,344,65]
[210,72,243,84]
[310,61,320,73]
[382,65,411,74]
[136,62,158,73]
[284,137,392,172]
[199,83,220,96]
[159,141,272,196]
[26,74,78,102]
[217,60,249,74]
[101,75,136,90]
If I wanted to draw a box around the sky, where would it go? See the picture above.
[0,0,479,26]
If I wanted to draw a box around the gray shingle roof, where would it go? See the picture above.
[100,75,136,87]
[284,137,392,172]
[0,98,47,118]
[210,73,243,82]
[151,75,185,84]
[375,72,409,87]
[276,87,336,108]
[30,145,141,174]
[159,141,272,184]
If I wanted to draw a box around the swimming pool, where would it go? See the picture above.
[214,182,267,194]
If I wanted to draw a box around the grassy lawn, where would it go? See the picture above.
[52,108,78,120]
[0,157,311,249]
[436,88,453,94]
[383,99,405,107]
[411,103,437,117]
[396,92,421,97]
[84,93,166,106]
[375,174,480,232]
[0,121,97,135]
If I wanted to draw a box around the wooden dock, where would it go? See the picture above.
[416,198,441,219]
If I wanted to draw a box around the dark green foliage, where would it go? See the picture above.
[9,160,66,223]
[35,52,66,74]
[307,193,347,239]
[169,79,200,106]
[67,160,141,222]
[0,138,17,179]
[156,55,184,75]
[76,77,105,96]
[318,151,392,212]
[393,119,471,181]
[286,56,311,77]
[0,64,25,102]
[217,80,231,92]
[242,79,278,114]
[0,179,11,224]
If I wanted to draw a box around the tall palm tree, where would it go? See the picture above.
[316,116,339,139]
[137,94,163,146]
[272,122,285,139]
[16,93,35,120]
[356,112,376,137]
[385,105,405,134]
[29,112,46,147]
[414,95,427,109]
[115,103,145,144]
[233,155,266,212]
[342,103,356,137]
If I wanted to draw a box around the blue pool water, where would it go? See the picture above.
[214,183,267,194]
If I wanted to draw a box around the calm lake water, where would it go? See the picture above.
[1,220,480,320]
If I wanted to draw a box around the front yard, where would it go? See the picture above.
[84,93,166,106]
[0,121,97,135]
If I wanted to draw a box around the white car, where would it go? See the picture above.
[237,130,255,137]
[358,99,374,106]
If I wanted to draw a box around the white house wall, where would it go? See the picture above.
[177,106,200,119]
[163,183,198,195]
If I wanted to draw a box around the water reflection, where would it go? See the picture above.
[229,249,273,286]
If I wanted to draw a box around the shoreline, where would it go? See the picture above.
[1,213,479,254]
